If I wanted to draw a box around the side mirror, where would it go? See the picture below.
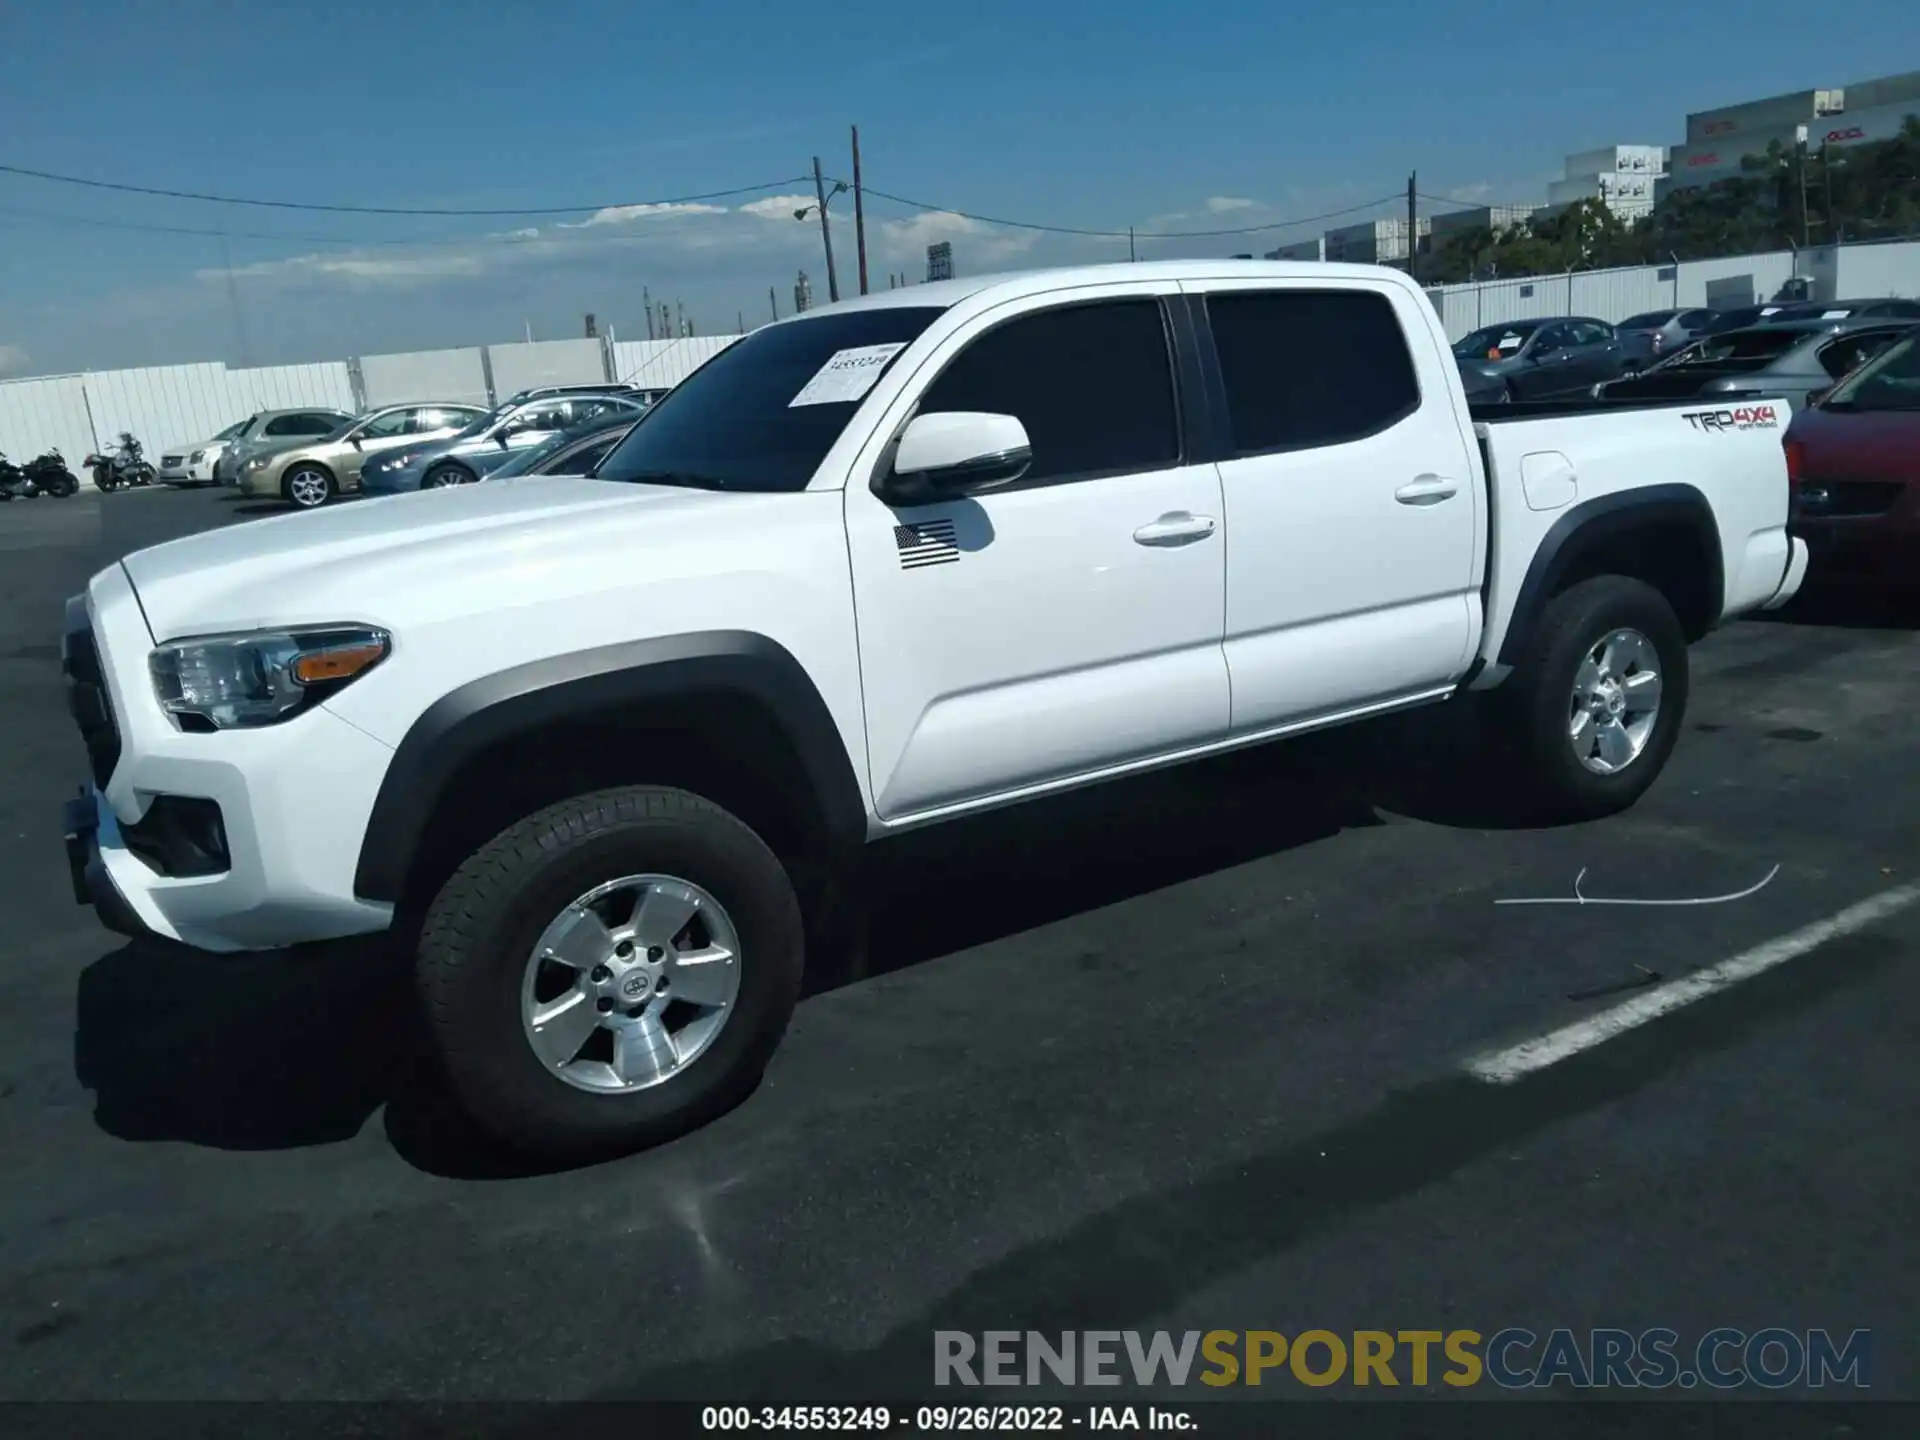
[349,436,364,449]
[1806,385,1833,408]
[880,411,1031,504]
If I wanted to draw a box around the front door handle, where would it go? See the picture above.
[1133,511,1218,546]
[1395,475,1459,506]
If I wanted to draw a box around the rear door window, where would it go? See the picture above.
[1204,289,1421,455]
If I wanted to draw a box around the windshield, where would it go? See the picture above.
[449,405,510,440]
[1822,334,1920,412]
[593,306,945,492]
[1655,329,1805,370]
[1620,311,1677,331]
[213,418,251,441]
[1452,322,1540,360]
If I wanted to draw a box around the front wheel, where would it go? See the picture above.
[422,462,475,489]
[47,472,79,498]
[417,786,805,1161]
[1496,575,1689,823]
[282,465,337,509]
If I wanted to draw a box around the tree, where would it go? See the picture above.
[1426,113,1920,284]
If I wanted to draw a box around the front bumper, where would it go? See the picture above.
[61,567,398,953]
[359,465,420,495]
[63,790,149,941]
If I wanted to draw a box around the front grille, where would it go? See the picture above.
[1796,478,1906,519]
[162,455,183,468]
[61,608,122,789]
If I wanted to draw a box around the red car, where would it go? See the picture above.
[1784,330,1920,590]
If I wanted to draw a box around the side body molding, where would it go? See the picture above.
[351,630,867,903]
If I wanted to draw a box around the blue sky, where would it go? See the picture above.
[1,0,1912,376]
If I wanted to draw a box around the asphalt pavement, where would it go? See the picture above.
[0,485,1916,1409]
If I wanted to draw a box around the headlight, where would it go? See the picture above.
[149,626,391,729]
[243,455,271,473]
[190,450,205,463]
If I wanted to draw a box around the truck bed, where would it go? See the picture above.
[1469,393,1790,423]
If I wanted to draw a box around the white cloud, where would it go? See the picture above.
[0,343,26,376]
[210,250,490,287]
[739,194,824,220]
[876,210,1038,268]
[1204,196,1259,214]
[560,201,729,229]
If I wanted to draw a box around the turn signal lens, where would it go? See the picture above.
[1783,438,1804,484]
[291,640,388,686]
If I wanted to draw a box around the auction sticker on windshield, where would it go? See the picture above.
[789,344,909,407]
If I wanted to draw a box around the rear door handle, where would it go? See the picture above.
[1133,511,1218,546]
[1394,475,1459,506]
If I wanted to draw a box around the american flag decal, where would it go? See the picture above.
[893,519,960,570]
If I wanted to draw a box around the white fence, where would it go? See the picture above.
[1425,238,1920,341]
[0,334,741,471]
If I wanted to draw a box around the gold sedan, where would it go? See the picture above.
[234,402,487,509]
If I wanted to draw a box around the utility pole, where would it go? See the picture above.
[1128,226,1136,262]
[812,155,841,302]
[769,286,779,322]
[676,300,686,337]
[737,311,745,335]
[643,286,655,341]
[1796,127,1812,249]
[852,125,870,295]
[1406,172,1418,284]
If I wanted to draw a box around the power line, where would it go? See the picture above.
[844,182,1402,239]
[0,201,446,246]
[0,161,812,217]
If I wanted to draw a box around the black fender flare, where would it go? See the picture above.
[351,630,867,903]
[1495,482,1723,668]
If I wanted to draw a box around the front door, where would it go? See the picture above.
[1181,280,1480,732]
[844,288,1230,821]
[341,408,420,482]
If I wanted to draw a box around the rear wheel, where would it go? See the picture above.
[283,465,337,509]
[417,786,805,1161]
[1496,575,1689,822]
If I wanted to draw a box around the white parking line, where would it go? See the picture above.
[1467,881,1920,1085]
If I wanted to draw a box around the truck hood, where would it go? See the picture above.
[121,477,719,640]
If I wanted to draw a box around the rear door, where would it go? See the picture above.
[1181,279,1480,732]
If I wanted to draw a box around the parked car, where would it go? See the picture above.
[213,408,359,482]
[1595,317,1916,410]
[1615,308,1719,371]
[1452,317,1626,401]
[360,393,648,494]
[158,417,252,486]
[478,412,642,483]
[60,259,1805,1160]
[1768,296,1920,323]
[1783,329,1920,591]
[497,382,651,407]
[233,403,487,508]
[1696,304,1793,336]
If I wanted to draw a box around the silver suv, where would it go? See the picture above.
[214,407,357,482]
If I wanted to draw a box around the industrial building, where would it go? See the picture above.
[1323,217,1431,264]
[1262,236,1326,261]
[1543,144,1667,221]
[1661,70,1920,199]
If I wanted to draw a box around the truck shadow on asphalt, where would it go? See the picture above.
[1757,584,1920,632]
[69,705,1558,1178]
[529,929,1906,1408]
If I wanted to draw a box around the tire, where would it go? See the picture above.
[49,473,78,498]
[418,785,805,1161]
[282,464,337,509]
[422,462,475,489]
[1497,575,1689,823]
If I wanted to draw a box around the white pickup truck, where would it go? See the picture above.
[60,261,1808,1159]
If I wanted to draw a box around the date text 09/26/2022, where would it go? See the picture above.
[701,1406,1189,1432]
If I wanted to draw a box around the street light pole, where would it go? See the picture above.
[851,126,870,296]
[812,156,841,303]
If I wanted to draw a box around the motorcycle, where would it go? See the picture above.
[21,449,81,498]
[0,452,23,501]
[84,433,156,493]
